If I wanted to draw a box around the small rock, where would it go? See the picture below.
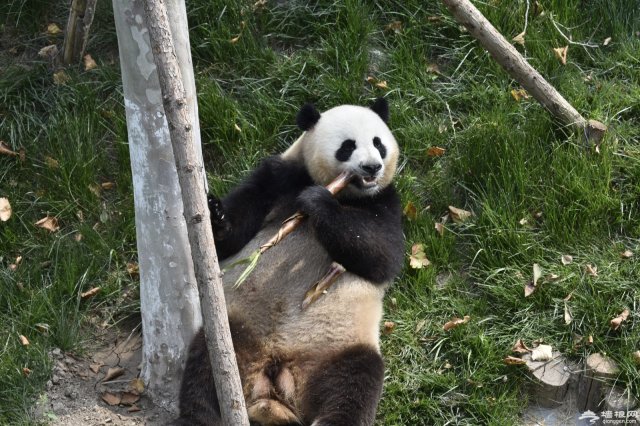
[51,347,62,359]
[64,389,78,400]
[51,375,61,385]
[45,380,53,390]
[52,401,66,414]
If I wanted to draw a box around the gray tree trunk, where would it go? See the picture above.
[112,0,203,413]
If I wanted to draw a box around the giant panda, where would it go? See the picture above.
[177,98,404,426]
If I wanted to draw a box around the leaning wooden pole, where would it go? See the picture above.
[441,0,607,143]
[141,0,250,424]
[62,0,98,65]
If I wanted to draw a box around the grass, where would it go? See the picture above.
[1,0,639,424]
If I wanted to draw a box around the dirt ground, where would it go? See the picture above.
[34,327,174,426]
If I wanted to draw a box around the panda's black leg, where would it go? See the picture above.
[302,344,384,426]
[176,328,222,426]
[208,194,231,242]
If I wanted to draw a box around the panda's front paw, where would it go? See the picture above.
[296,186,337,217]
[208,194,231,240]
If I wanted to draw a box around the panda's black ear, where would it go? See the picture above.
[297,103,321,131]
[370,97,389,124]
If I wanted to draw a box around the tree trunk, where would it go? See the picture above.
[63,0,98,65]
[441,0,606,144]
[112,0,203,413]
[141,0,250,424]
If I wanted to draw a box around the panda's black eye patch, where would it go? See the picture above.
[373,137,386,159]
[335,139,356,162]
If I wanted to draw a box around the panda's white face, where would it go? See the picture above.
[283,101,399,197]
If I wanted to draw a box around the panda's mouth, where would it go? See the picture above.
[355,175,379,189]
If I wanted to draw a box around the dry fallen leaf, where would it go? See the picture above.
[511,339,531,354]
[128,405,141,413]
[426,63,441,74]
[587,335,593,345]
[38,44,58,59]
[22,367,32,377]
[603,37,612,46]
[564,301,573,325]
[89,363,102,374]
[620,250,633,259]
[81,287,101,299]
[547,273,560,281]
[83,54,97,71]
[127,262,139,276]
[427,146,446,157]
[47,23,62,35]
[633,351,640,365]
[409,243,431,269]
[101,391,121,406]
[253,0,268,11]
[415,319,426,334]
[524,263,542,297]
[35,216,59,232]
[120,392,140,406]
[530,344,553,361]
[448,205,472,223]
[561,254,573,265]
[434,222,445,237]
[0,198,12,221]
[512,31,526,46]
[19,335,30,346]
[0,141,18,157]
[403,202,417,220]
[383,321,396,335]
[103,367,125,382]
[44,156,59,168]
[585,264,598,277]
[553,46,568,65]
[443,315,470,331]
[510,88,529,102]
[375,80,388,90]
[35,323,50,334]
[504,356,527,365]
[385,20,403,33]
[53,70,70,85]
[230,35,241,44]
[130,378,145,394]
[101,182,115,190]
[610,309,629,330]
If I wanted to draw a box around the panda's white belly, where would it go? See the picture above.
[220,219,385,353]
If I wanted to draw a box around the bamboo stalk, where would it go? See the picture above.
[233,170,354,287]
[301,261,346,309]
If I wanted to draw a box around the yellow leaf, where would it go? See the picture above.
[47,23,62,35]
[19,335,30,346]
[101,182,115,190]
[426,146,446,157]
[127,262,140,276]
[409,243,431,269]
[0,197,12,221]
[22,367,32,377]
[83,54,97,71]
[230,35,241,44]
[512,31,526,46]
[35,216,59,232]
[53,70,70,85]
[620,250,633,259]
[434,222,445,237]
[510,88,529,102]
[443,315,470,331]
[375,80,388,89]
[130,378,145,394]
[553,46,568,65]
[403,201,417,220]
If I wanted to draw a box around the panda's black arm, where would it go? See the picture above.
[297,186,404,284]
[210,156,312,260]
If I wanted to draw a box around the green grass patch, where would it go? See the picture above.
[2,0,639,424]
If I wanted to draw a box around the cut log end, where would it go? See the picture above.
[523,352,573,408]
[584,119,607,145]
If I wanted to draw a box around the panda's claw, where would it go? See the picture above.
[208,194,231,239]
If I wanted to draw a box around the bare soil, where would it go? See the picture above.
[34,327,174,426]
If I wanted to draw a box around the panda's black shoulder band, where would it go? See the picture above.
[297,103,321,131]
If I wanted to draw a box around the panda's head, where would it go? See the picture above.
[282,98,399,197]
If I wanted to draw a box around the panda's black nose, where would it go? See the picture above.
[361,163,382,176]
